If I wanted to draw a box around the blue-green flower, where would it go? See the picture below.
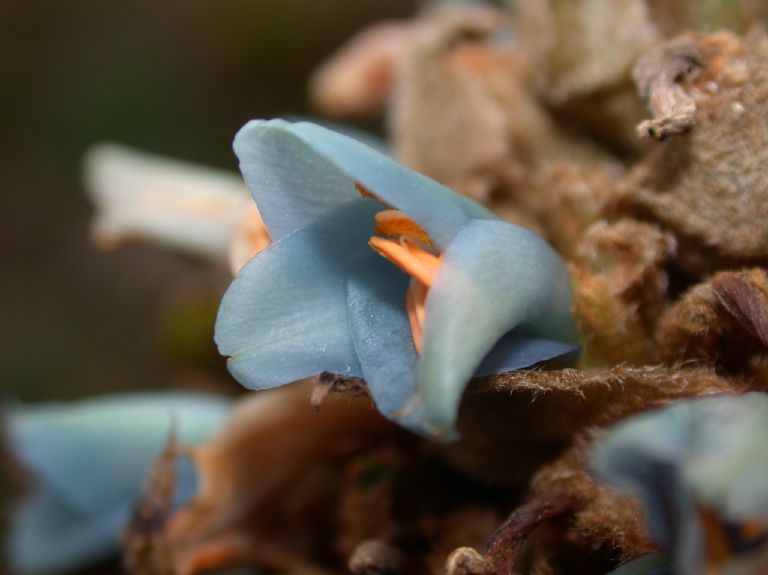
[594,393,768,575]
[5,392,230,575]
[216,120,577,440]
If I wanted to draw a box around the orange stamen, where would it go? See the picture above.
[368,236,441,287]
[375,209,432,245]
[368,208,442,355]
[741,519,766,542]
[406,280,428,353]
[697,505,733,570]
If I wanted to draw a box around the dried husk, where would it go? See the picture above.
[619,31,768,275]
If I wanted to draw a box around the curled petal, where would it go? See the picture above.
[346,255,426,432]
[5,392,230,574]
[417,220,578,437]
[85,143,250,262]
[216,200,381,388]
[233,120,496,248]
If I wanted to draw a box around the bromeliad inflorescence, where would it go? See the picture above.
[215,120,578,440]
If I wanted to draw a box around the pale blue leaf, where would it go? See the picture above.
[7,392,230,518]
[346,255,426,432]
[216,200,380,388]
[233,120,497,248]
[417,219,578,437]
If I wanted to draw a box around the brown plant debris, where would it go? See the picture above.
[123,430,179,575]
[443,489,583,575]
[634,35,703,139]
[529,436,658,566]
[435,365,732,491]
[713,270,768,348]
[309,21,410,119]
[159,382,398,575]
[348,539,417,575]
[389,4,609,209]
[656,268,768,369]
[647,0,768,37]
[620,31,768,274]
[570,219,676,366]
[528,163,621,261]
[518,0,659,104]
[310,371,368,410]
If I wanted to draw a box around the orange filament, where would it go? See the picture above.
[368,209,442,354]
[369,236,441,287]
[741,520,766,542]
[406,280,428,353]
[696,504,741,570]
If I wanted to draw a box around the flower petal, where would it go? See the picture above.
[593,393,768,574]
[417,219,578,437]
[84,143,250,262]
[233,119,496,247]
[475,332,578,376]
[7,491,128,575]
[216,199,381,388]
[346,255,426,432]
[7,392,230,517]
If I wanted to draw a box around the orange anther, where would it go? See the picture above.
[375,210,432,245]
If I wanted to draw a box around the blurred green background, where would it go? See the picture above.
[0,0,415,404]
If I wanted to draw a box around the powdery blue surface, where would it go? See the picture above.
[6,392,231,574]
[218,120,578,439]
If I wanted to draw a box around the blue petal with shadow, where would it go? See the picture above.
[7,392,230,517]
[6,392,229,574]
[346,254,426,433]
[417,219,578,436]
[216,199,380,388]
[233,120,497,248]
[7,491,128,575]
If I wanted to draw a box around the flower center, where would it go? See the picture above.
[368,209,441,354]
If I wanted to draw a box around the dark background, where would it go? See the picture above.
[0,1,415,403]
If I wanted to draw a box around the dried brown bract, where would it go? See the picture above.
[570,219,676,366]
[656,268,768,370]
[444,489,585,575]
[530,164,621,261]
[647,0,768,37]
[435,365,730,490]
[529,437,657,567]
[389,5,609,209]
[123,432,179,575]
[155,382,397,574]
[516,0,658,152]
[389,5,516,203]
[517,0,659,104]
[634,35,703,139]
[309,21,410,119]
[620,31,768,274]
